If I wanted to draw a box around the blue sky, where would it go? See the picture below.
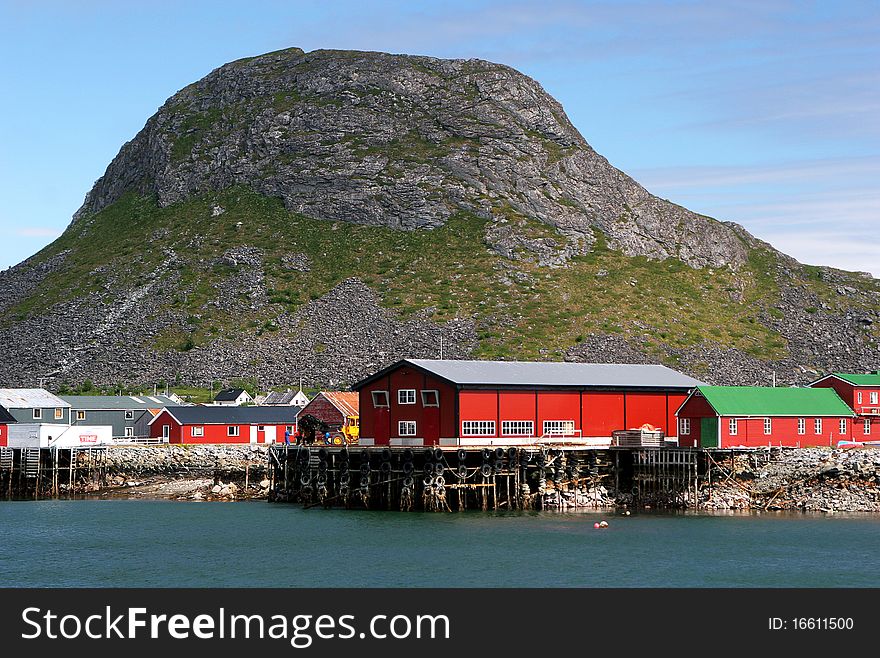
[1,0,877,274]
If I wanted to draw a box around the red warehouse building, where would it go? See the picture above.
[810,372,880,442]
[353,359,703,447]
[149,405,301,444]
[676,386,854,448]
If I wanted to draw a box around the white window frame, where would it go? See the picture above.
[76,410,86,421]
[227,426,239,437]
[286,425,294,434]
[839,419,847,434]
[258,425,265,432]
[162,425,170,440]
[33,408,42,420]
[728,418,738,436]
[398,389,416,405]
[814,418,822,434]
[54,408,63,420]
[502,420,534,436]
[398,420,417,436]
[797,418,805,435]
[865,419,871,435]
[421,390,439,407]
[371,391,390,408]
[462,420,496,436]
[192,426,204,437]
[679,418,691,436]
[763,418,772,435]
[543,420,575,435]
[872,392,879,405]
[124,427,135,438]
[857,391,863,404]
[124,410,135,420]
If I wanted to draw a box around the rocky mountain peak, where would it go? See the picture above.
[76,47,750,269]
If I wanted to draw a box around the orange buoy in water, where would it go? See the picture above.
[593,522,600,529]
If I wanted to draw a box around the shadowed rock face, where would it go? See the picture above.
[76,47,750,269]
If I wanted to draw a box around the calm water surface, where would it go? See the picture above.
[1,500,878,587]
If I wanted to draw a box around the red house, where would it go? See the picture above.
[353,359,702,447]
[676,386,854,448]
[148,405,301,444]
[810,372,880,442]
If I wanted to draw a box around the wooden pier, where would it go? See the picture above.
[0,447,109,499]
[266,445,711,511]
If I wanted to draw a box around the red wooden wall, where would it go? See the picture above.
[359,368,456,445]
[811,378,855,409]
[0,424,6,447]
[300,394,344,428]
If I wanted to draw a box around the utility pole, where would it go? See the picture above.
[440,336,444,360]
[772,371,776,387]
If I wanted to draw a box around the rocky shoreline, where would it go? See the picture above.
[696,446,880,513]
[90,445,880,512]
[95,445,272,501]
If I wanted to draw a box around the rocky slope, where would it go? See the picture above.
[0,47,878,388]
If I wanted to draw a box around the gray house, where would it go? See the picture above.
[0,389,71,424]
[62,395,178,440]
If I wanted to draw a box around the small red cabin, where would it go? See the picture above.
[298,392,359,430]
[149,405,301,444]
[676,386,854,448]
[353,359,702,447]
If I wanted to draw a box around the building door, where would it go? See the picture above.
[264,426,276,444]
[700,417,719,448]
[422,405,440,446]
[162,425,170,442]
[373,407,390,445]
[249,426,257,444]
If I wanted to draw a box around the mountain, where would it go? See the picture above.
[0,47,877,389]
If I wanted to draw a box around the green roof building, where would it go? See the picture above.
[677,386,854,449]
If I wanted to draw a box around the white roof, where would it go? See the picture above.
[406,359,703,388]
[0,388,71,409]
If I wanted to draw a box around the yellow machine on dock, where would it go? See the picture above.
[329,415,359,445]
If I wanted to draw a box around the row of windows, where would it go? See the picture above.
[857,391,879,405]
[32,408,65,420]
[680,418,853,436]
[461,420,577,437]
[72,410,138,421]
[185,425,296,438]
[372,390,439,408]
[36,409,138,421]
[388,420,582,438]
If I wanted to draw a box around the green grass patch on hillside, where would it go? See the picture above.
[8,186,827,363]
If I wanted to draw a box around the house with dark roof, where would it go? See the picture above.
[148,405,302,444]
[62,395,178,441]
[213,388,254,406]
[352,359,703,447]
[676,386,855,448]
[810,372,880,441]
